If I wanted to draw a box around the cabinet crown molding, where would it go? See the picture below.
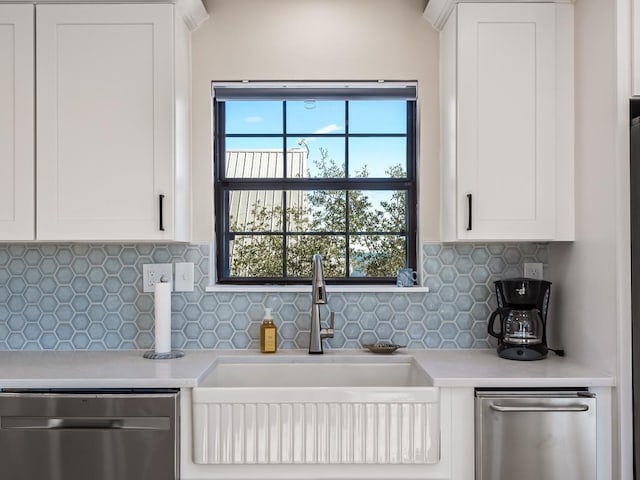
[176,0,208,31]
[423,0,574,31]
[0,0,208,31]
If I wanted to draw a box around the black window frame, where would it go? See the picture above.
[213,84,418,285]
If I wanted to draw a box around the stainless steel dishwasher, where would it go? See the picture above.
[0,388,179,480]
[475,389,597,480]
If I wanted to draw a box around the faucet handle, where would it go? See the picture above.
[321,311,335,339]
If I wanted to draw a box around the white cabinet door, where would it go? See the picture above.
[0,5,34,240]
[36,4,175,241]
[456,3,557,240]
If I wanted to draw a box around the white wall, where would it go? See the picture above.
[548,0,619,374]
[548,0,631,477]
[190,0,440,243]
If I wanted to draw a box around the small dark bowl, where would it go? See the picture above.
[362,342,405,354]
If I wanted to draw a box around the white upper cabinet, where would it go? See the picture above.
[426,1,575,241]
[1,1,206,242]
[0,5,34,240]
[37,4,180,241]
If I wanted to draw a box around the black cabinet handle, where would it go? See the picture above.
[159,194,165,232]
[466,194,472,231]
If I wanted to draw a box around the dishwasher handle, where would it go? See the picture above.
[489,403,590,413]
[1,416,170,431]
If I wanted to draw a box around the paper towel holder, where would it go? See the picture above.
[143,276,185,360]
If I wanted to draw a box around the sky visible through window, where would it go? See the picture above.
[224,100,408,179]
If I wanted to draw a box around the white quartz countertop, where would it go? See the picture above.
[0,350,217,389]
[407,349,614,387]
[0,348,614,389]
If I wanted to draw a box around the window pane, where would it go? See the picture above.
[286,101,345,135]
[225,101,282,134]
[348,137,407,178]
[349,100,406,134]
[287,137,346,178]
[286,191,346,233]
[348,190,407,233]
[349,235,406,277]
[225,138,284,178]
[286,235,347,277]
[229,234,283,277]
[214,93,416,284]
[228,190,283,232]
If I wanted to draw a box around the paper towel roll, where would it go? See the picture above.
[154,281,172,354]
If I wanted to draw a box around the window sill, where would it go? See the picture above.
[204,285,430,293]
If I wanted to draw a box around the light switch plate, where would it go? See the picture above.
[142,264,173,292]
[174,262,195,292]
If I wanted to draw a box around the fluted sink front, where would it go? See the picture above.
[192,356,440,466]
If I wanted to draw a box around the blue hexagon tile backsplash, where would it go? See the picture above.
[0,242,547,351]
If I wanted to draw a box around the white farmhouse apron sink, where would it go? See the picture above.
[191,356,440,466]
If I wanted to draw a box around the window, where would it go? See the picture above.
[213,82,417,285]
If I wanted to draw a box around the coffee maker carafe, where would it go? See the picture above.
[488,278,551,361]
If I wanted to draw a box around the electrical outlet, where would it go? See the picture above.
[142,264,173,292]
[524,262,543,280]
[174,262,194,292]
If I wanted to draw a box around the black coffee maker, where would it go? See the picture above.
[488,278,552,361]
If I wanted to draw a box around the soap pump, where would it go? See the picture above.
[260,308,277,353]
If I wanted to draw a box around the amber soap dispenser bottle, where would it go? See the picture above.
[260,308,277,353]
